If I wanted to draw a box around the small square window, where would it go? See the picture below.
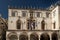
[12,11,18,17]
[46,13,50,18]
[36,12,40,17]
[53,10,56,17]
[22,11,27,17]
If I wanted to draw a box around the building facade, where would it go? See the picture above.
[6,3,60,40]
[0,15,7,40]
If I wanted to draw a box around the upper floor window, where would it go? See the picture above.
[12,11,18,17]
[46,12,50,18]
[27,20,35,30]
[22,11,27,17]
[53,10,56,17]
[29,10,34,18]
[41,20,45,30]
[36,12,40,17]
[16,19,21,29]
[53,22,55,29]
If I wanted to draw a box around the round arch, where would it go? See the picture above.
[51,32,58,40]
[30,33,39,40]
[40,33,50,40]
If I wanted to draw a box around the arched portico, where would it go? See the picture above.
[51,32,58,40]
[30,33,39,40]
[19,34,28,40]
[8,32,18,40]
[40,33,50,40]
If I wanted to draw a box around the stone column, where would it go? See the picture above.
[39,35,40,40]
[6,37,9,40]
[28,34,30,40]
[57,32,60,40]
[18,35,19,40]
[50,34,52,40]
[18,32,20,40]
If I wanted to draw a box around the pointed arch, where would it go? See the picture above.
[52,32,58,40]
[30,33,39,40]
[16,19,21,29]
[8,32,18,40]
[41,20,45,30]
[40,33,50,40]
[9,35,18,40]
[19,34,28,40]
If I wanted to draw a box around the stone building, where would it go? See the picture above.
[6,1,60,40]
[0,15,7,40]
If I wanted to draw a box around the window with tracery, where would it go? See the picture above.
[46,12,50,18]
[16,19,21,29]
[27,20,35,30]
[41,20,45,30]
[36,12,40,17]
[53,22,55,29]
[22,11,27,17]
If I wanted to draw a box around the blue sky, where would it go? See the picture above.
[0,0,59,19]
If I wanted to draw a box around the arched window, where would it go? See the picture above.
[41,20,45,30]
[27,19,35,30]
[19,34,28,40]
[40,33,50,40]
[16,19,21,29]
[53,22,55,29]
[30,33,38,40]
[52,32,58,40]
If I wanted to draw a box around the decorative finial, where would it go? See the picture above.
[0,14,2,17]
[33,6,35,9]
[25,6,26,9]
[11,6,13,8]
[31,6,32,9]
[37,6,38,9]
[15,6,17,8]
[8,5,10,8]
[28,6,29,9]
[21,6,23,9]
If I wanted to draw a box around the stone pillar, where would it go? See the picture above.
[28,35,30,40]
[57,32,60,40]
[39,35,40,40]
[6,34,9,40]
[17,32,20,40]
[18,35,19,40]
[6,37,9,40]
[50,34,52,40]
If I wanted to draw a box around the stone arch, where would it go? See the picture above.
[41,20,45,30]
[40,33,50,40]
[7,32,18,40]
[16,19,21,29]
[30,33,39,40]
[19,33,28,40]
[51,32,58,40]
